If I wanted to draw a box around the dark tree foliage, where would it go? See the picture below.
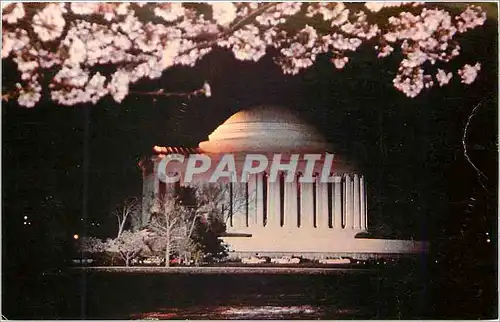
[192,213,228,263]
[177,185,228,262]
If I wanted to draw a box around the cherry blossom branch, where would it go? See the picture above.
[129,82,211,99]
[178,3,278,57]
[224,3,278,37]
[2,82,212,104]
[462,99,488,192]
[1,3,489,107]
[2,92,16,102]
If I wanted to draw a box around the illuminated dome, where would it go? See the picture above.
[199,105,333,153]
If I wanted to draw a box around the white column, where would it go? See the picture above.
[342,176,347,229]
[267,178,281,227]
[232,182,247,229]
[361,175,368,231]
[345,174,354,229]
[221,182,233,230]
[255,173,264,228]
[153,160,161,195]
[300,182,315,228]
[247,174,257,227]
[333,175,342,229]
[360,175,366,231]
[353,174,361,229]
[316,181,329,229]
[284,179,298,228]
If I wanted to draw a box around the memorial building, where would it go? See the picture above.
[140,105,427,259]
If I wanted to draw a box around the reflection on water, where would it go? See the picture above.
[92,268,428,319]
[132,305,364,320]
[133,305,321,320]
[4,267,430,319]
[221,305,317,316]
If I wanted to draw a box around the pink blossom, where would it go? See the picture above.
[2,3,25,24]
[436,69,453,86]
[154,3,185,22]
[108,70,130,103]
[365,2,423,13]
[332,57,349,69]
[211,3,237,26]
[458,63,481,84]
[1,3,488,107]
[32,3,66,42]
[203,82,212,98]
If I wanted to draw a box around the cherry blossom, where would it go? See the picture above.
[306,2,348,24]
[18,85,42,108]
[436,69,453,86]
[70,3,100,15]
[32,3,67,42]
[154,3,185,22]
[211,2,238,26]
[333,57,349,69]
[256,2,302,26]
[2,3,24,24]
[218,25,268,62]
[458,63,481,85]
[1,2,488,108]
[109,70,131,103]
[203,81,212,98]
[364,2,423,13]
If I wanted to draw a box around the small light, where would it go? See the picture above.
[24,216,28,220]
[486,232,489,236]
[73,234,79,240]
[486,239,491,243]
[23,222,27,225]
[28,222,31,225]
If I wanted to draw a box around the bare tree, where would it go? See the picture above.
[146,182,254,266]
[106,230,150,267]
[148,195,191,267]
[149,195,176,267]
[194,182,254,227]
[148,188,220,267]
[113,197,141,239]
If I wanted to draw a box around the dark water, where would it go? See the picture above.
[4,266,433,320]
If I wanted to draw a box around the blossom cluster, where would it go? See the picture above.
[364,2,423,13]
[1,2,488,107]
[382,6,486,97]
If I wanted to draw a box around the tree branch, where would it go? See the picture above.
[149,222,169,234]
[224,3,279,38]
[177,3,279,56]
[462,100,488,192]
[188,214,203,238]
[129,88,203,98]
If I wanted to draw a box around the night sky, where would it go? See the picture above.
[2,8,498,318]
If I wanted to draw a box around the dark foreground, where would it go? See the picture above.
[4,265,435,320]
[3,261,498,319]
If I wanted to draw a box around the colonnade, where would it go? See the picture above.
[228,173,368,231]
